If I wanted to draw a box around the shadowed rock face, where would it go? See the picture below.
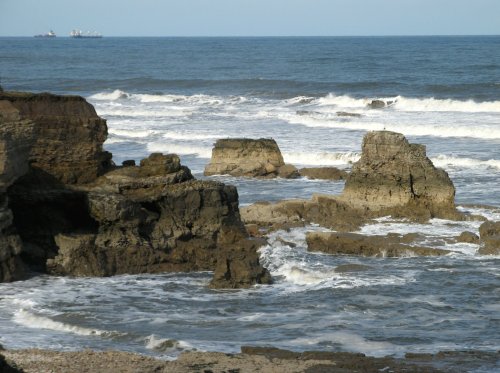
[1,92,270,288]
[204,138,299,178]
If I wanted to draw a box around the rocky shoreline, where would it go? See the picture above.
[2,346,499,373]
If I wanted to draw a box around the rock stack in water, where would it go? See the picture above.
[341,130,460,220]
[204,138,299,178]
[0,91,270,288]
[241,130,463,234]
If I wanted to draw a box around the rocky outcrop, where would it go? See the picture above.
[342,131,461,221]
[478,220,500,255]
[368,99,395,109]
[306,231,450,257]
[0,92,111,184]
[204,138,299,178]
[0,97,35,282]
[299,167,347,180]
[457,231,479,244]
[241,131,463,232]
[1,92,270,288]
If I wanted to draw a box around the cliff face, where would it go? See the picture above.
[0,92,111,184]
[0,98,35,282]
[0,92,270,288]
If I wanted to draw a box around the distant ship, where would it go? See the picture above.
[70,29,103,38]
[34,30,56,38]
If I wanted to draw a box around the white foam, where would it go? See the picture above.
[147,142,212,158]
[144,334,189,352]
[13,309,107,336]
[162,131,221,141]
[283,151,360,166]
[89,90,130,100]
[291,331,400,357]
[431,155,500,170]
[314,93,500,113]
[108,128,156,138]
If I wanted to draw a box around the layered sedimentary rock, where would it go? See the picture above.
[1,92,270,288]
[0,97,35,282]
[342,131,460,220]
[241,131,463,232]
[306,232,450,257]
[0,92,111,184]
[204,138,299,178]
[478,220,500,255]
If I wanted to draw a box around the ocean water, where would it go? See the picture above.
[0,37,499,367]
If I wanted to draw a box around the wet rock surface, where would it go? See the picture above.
[299,167,348,180]
[204,138,299,178]
[6,347,497,372]
[306,232,450,257]
[478,220,500,255]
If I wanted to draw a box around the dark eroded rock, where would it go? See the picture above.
[306,231,450,257]
[478,220,500,255]
[299,167,348,180]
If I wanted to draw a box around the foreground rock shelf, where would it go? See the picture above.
[0,92,270,287]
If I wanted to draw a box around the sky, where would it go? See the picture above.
[0,0,499,37]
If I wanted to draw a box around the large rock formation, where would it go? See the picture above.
[241,131,463,232]
[1,92,270,288]
[306,232,450,257]
[204,138,299,178]
[342,131,460,220]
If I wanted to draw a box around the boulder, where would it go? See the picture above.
[299,167,348,180]
[478,220,500,255]
[306,232,450,257]
[456,231,479,244]
[368,99,395,109]
[204,138,298,179]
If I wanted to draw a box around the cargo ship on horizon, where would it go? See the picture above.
[70,29,102,38]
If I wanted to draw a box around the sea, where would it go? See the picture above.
[0,36,499,370]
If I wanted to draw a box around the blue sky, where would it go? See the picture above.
[1,0,499,36]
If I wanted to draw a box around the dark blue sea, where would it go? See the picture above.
[0,37,499,371]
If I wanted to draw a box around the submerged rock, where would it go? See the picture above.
[204,138,299,178]
[0,91,270,288]
[478,220,500,255]
[299,167,348,180]
[306,231,450,257]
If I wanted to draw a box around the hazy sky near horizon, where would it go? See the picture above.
[1,0,499,37]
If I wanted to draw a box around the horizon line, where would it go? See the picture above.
[1,34,500,38]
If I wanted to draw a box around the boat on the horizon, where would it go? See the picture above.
[34,30,56,38]
[70,29,103,38]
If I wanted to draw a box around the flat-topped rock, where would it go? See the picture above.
[204,138,299,178]
[306,231,450,257]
